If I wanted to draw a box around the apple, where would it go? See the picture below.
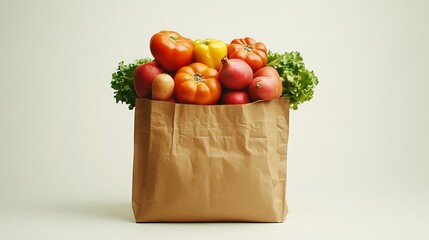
[133,61,164,98]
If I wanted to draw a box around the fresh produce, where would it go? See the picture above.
[174,62,221,105]
[151,73,175,101]
[249,66,282,101]
[193,38,227,70]
[133,61,164,98]
[218,58,253,90]
[150,31,194,71]
[221,91,251,104]
[111,58,152,110]
[267,51,319,110]
[111,31,319,109]
[227,37,267,72]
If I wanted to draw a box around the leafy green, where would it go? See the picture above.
[267,51,319,110]
[111,58,152,110]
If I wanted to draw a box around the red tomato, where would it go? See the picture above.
[133,61,164,98]
[150,31,194,72]
[227,37,267,72]
[174,62,221,105]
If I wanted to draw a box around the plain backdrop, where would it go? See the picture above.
[1,0,428,239]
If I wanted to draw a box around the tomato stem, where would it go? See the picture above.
[194,73,205,83]
[244,44,254,52]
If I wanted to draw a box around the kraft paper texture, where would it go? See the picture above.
[132,98,290,222]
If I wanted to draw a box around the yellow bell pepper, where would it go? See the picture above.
[193,38,227,70]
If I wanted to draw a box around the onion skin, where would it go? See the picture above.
[218,58,253,90]
[248,66,282,101]
[221,90,252,104]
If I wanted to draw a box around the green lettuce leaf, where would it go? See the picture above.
[267,51,319,110]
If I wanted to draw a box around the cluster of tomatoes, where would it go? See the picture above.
[134,30,282,105]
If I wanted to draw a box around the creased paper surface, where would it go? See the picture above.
[132,98,290,222]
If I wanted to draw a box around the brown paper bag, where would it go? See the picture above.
[132,98,290,222]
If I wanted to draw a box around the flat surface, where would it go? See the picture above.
[1,0,428,239]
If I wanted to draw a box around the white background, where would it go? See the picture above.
[1,0,428,239]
